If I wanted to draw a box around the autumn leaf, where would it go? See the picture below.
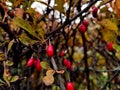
[43,69,55,86]
[111,0,120,20]
[19,33,39,45]
[7,39,14,53]
[54,0,65,13]
[13,17,39,39]
[99,19,118,31]
[14,0,22,8]
[101,29,116,42]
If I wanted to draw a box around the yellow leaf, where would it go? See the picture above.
[101,29,116,42]
[7,39,14,53]
[46,69,55,76]
[14,0,22,8]
[43,76,54,86]
[99,19,118,31]
[54,0,64,13]
[43,69,55,86]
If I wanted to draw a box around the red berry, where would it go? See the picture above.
[79,24,87,33]
[92,7,98,18]
[46,44,54,57]
[34,59,41,71]
[60,51,65,57]
[63,59,72,69]
[107,42,114,51]
[66,82,74,90]
[83,20,89,27]
[27,57,35,67]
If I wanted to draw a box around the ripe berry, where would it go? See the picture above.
[46,44,54,57]
[34,59,41,71]
[92,7,98,18]
[66,82,74,90]
[107,42,114,51]
[79,24,87,33]
[60,51,65,57]
[27,57,35,67]
[83,20,89,27]
[63,59,72,69]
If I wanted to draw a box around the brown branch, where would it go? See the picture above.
[45,0,100,38]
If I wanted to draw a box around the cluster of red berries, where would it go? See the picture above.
[79,19,89,33]
[27,57,41,71]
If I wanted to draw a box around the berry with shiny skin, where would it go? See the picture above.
[63,59,72,69]
[60,51,65,57]
[83,20,89,27]
[66,82,74,90]
[107,42,114,51]
[46,44,54,57]
[34,59,41,71]
[92,7,98,18]
[79,24,87,33]
[27,57,35,67]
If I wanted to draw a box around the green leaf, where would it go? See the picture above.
[7,39,14,53]
[9,75,19,83]
[19,33,39,45]
[113,44,120,51]
[41,61,51,69]
[13,17,39,39]
[0,79,6,84]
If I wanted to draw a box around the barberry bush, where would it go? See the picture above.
[0,0,120,90]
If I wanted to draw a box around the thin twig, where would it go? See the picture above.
[100,71,120,90]
[81,33,90,90]
[45,0,100,38]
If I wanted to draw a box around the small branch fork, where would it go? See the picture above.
[45,0,100,38]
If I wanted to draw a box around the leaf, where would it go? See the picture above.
[6,61,14,66]
[101,29,116,42]
[113,44,120,51]
[9,75,19,83]
[112,0,120,20]
[43,75,54,86]
[0,53,5,61]
[0,79,6,84]
[19,33,39,45]
[54,0,64,13]
[46,69,55,76]
[7,39,14,53]
[99,19,118,31]
[14,0,22,8]
[13,17,39,39]
[36,25,44,41]
[3,74,10,86]
[41,61,51,69]
[43,69,55,86]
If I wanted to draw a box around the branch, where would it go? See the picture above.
[45,0,100,38]
[81,33,90,90]
[51,57,66,90]
[0,22,15,40]
[100,71,120,90]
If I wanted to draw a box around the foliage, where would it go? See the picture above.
[0,0,120,90]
